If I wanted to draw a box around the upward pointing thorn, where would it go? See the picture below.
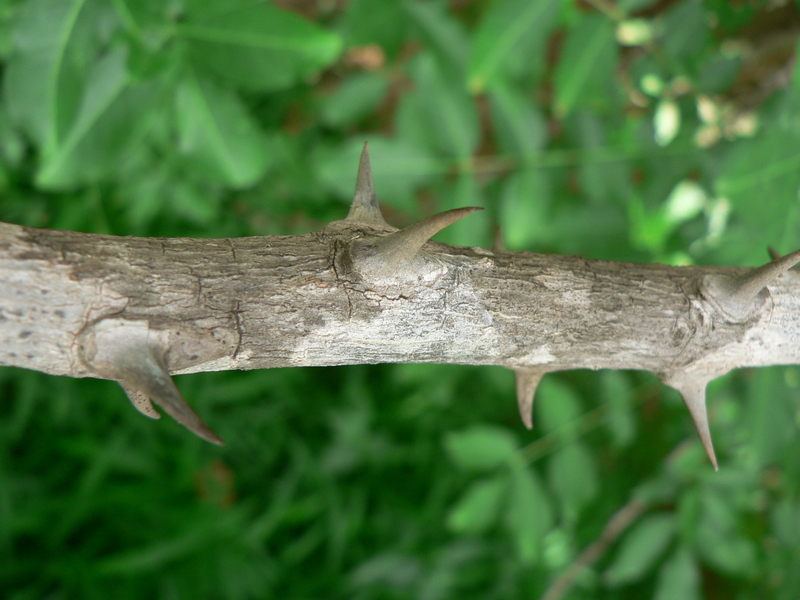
[513,368,544,430]
[701,249,800,320]
[660,374,718,470]
[346,142,388,226]
[371,207,484,268]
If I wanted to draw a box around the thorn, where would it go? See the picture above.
[494,227,507,252]
[120,382,161,419]
[701,249,800,320]
[767,246,780,261]
[660,374,718,470]
[346,142,388,226]
[118,346,224,445]
[513,368,543,430]
[371,207,483,267]
[767,246,800,271]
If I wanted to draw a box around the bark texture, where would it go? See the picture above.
[2,146,799,462]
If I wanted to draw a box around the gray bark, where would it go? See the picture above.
[3,219,798,380]
[2,147,799,461]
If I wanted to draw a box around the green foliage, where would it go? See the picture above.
[2,0,800,598]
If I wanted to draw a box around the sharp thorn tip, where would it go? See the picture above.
[513,368,544,430]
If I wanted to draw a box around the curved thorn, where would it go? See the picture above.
[513,368,544,430]
[120,382,161,419]
[372,207,484,268]
[767,246,800,271]
[346,142,388,226]
[661,375,718,470]
[702,249,800,319]
[767,246,780,261]
[120,346,224,445]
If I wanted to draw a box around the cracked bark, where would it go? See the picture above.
[2,147,800,461]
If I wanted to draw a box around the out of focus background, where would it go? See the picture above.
[2,0,800,598]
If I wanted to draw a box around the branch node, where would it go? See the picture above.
[79,319,224,445]
[700,249,800,320]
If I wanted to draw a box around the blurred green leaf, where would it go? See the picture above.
[444,425,519,471]
[604,513,676,586]
[179,2,342,92]
[696,489,758,576]
[36,45,157,189]
[548,441,598,522]
[536,378,583,441]
[653,546,701,600]
[505,461,553,563]
[406,51,480,159]
[340,0,406,56]
[447,476,506,533]
[499,170,550,250]
[600,371,637,447]
[319,72,388,128]
[554,14,617,118]
[716,131,800,248]
[175,71,271,188]
[488,82,548,159]
[659,0,709,68]
[468,0,559,92]
[4,0,110,149]
[405,0,469,73]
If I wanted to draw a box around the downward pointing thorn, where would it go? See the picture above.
[513,368,544,430]
[118,345,224,445]
[661,375,718,470]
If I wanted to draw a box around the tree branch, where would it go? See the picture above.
[2,145,799,458]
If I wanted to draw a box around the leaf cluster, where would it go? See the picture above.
[2,0,800,599]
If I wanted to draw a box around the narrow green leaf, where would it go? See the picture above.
[536,378,583,441]
[175,72,270,188]
[505,461,553,564]
[499,170,550,250]
[405,0,470,72]
[319,73,388,128]
[468,0,560,93]
[36,45,155,189]
[604,513,676,586]
[447,476,506,533]
[407,52,480,159]
[4,0,107,150]
[548,441,599,522]
[444,425,519,471]
[653,547,701,600]
[554,14,617,118]
[179,3,342,92]
[600,371,636,447]
[488,83,548,158]
[716,131,800,246]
